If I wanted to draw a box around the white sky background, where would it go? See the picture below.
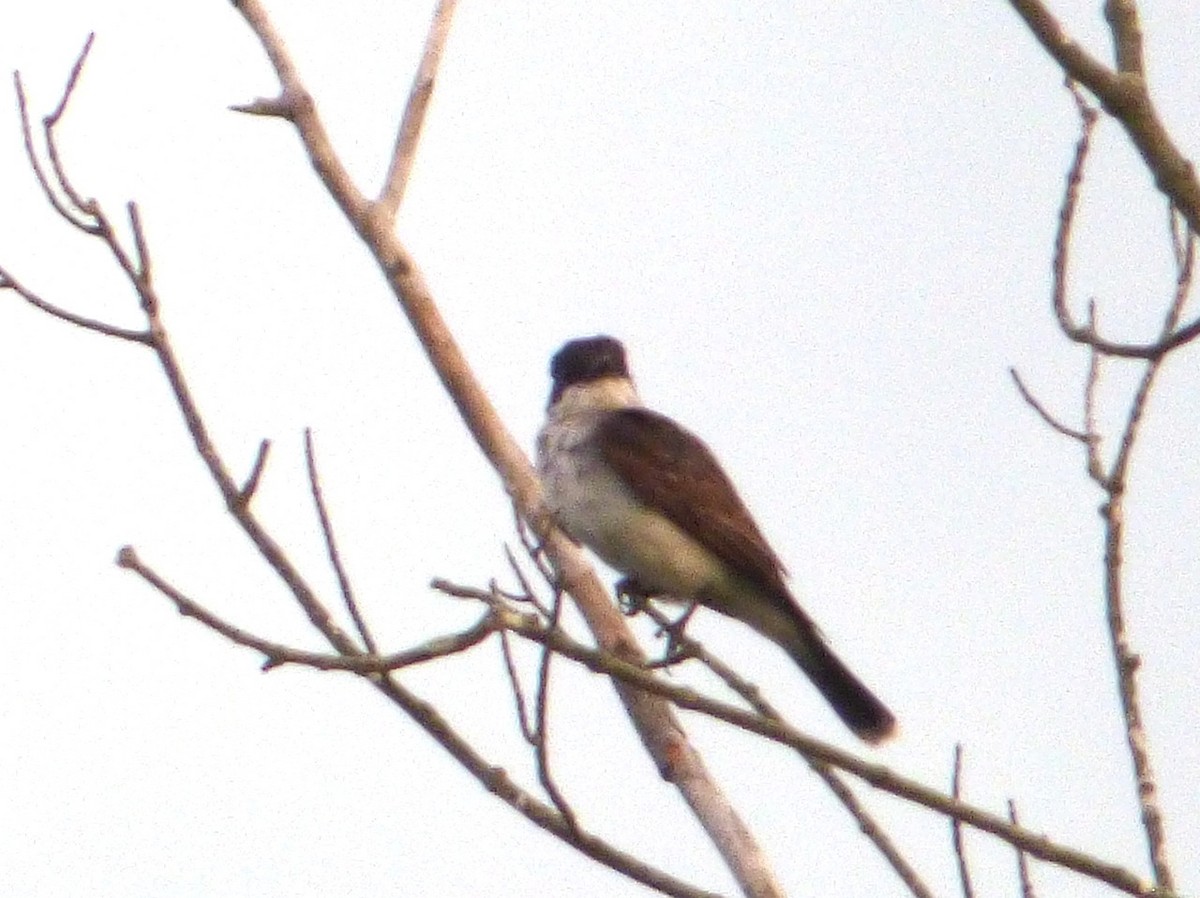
[1,1,1197,896]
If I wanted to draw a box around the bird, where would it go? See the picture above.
[536,335,896,744]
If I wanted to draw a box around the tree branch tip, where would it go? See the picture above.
[238,438,272,502]
[229,95,295,119]
[116,545,138,568]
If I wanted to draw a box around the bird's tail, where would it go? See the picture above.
[781,622,897,745]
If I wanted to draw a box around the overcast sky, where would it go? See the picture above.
[1,2,1197,896]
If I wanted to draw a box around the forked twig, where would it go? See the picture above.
[1009,56,1194,895]
[436,580,1165,898]
[7,39,725,898]
[1008,0,1200,235]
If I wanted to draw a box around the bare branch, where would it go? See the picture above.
[229,4,789,894]
[1051,82,1099,343]
[376,0,460,223]
[229,92,299,120]
[304,428,378,653]
[1007,1,1120,94]
[429,578,1165,897]
[1009,368,1090,443]
[0,264,151,343]
[117,545,489,671]
[950,745,976,898]
[1169,206,1188,270]
[510,612,1165,895]
[15,77,92,231]
[12,35,100,233]
[1104,0,1144,76]
[637,602,933,898]
[498,627,536,737]
[1017,30,1193,887]
[1111,232,1195,489]
[532,588,581,834]
[128,201,152,282]
[1040,81,1200,362]
[1090,239,1193,890]
[1008,800,1037,898]
[1008,0,1200,234]
[237,438,272,504]
[446,573,581,832]
[116,549,718,898]
[504,540,553,618]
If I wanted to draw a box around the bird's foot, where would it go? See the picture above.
[656,602,699,664]
[615,576,658,615]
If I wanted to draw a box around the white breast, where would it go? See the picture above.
[537,411,723,600]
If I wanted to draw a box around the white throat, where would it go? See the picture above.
[549,376,641,419]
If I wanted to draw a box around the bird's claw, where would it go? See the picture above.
[615,576,656,615]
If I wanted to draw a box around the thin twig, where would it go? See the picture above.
[1051,82,1099,344]
[238,439,272,504]
[504,538,553,618]
[434,580,1163,898]
[1008,800,1037,898]
[950,745,976,898]
[117,551,716,898]
[375,0,459,223]
[118,545,491,671]
[1038,80,1200,359]
[128,202,152,282]
[0,264,150,343]
[1169,207,1187,270]
[42,33,99,220]
[12,36,100,233]
[1090,241,1194,895]
[13,41,729,898]
[1009,368,1090,443]
[498,626,536,738]
[304,428,378,653]
[1083,307,1106,485]
[532,586,580,834]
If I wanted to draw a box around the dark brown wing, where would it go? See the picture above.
[596,407,790,599]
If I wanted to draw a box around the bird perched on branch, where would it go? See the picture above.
[536,335,896,744]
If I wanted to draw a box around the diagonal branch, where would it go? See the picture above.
[9,27,740,898]
[117,546,493,672]
[0,264,150,343]
[1007,0,1200,235]
[1042,80,1200,360]
[950,745,976,898]
[1091,230,1193,895]
[501,618,1165,897]
[1009,368,1090,443]
[229,3,789,895]
[116,548,719,898]
[636,604,934,898]
[375,0,459,224]
[304,428,379,653]
[1014,33,1195,892]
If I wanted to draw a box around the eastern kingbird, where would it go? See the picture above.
[536,335,896,744]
